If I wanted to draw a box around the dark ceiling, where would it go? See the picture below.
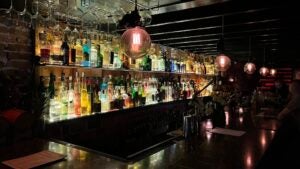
[146,0,300,66]
[2,0,299,66]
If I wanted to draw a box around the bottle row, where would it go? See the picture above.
[35,26,216,75]
[39,71,213,121]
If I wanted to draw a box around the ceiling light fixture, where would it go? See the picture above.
[119,0,151,59]
[259,47,269,76]
[215,16,231,72]
[244,37,256,74]
[270,68,277,76]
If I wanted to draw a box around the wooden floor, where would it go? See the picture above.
[0,109,282,169]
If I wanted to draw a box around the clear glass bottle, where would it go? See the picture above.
[68,76,74,114]
[75,39,83,66]
[80,72,88,114]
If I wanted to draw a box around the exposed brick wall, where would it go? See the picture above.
[0,16,34,111]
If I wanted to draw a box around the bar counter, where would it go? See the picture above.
[0,109,279,169]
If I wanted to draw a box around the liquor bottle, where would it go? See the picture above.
[86,78,91,114]
[61,35,69,65]
[75,39,83,66]
[48,72,55,99]
[81,72,88,114]
[151,54,158,71]
[68,76,74,114]
[97,44,103,68]
[38,76,48,114]
[107,75,113,101]
[92,78,101,112]
[82,39,91,67]
[102,43,110,68]
[90,41,98,67]
[109,51,114,68]
[60,72,68,115]
[113,48,122,69]
[100,77,110,112]
[93,89,101,113]
[70,44,76,66]
[51,36,62,65]
[39,31,50,64]
[74,72,81,115]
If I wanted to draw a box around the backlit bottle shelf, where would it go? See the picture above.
[37,64,215,77]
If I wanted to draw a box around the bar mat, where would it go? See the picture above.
[208,127,246,137]
[2,150,65,169]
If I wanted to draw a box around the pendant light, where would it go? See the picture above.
[120,0,151,59]
[244,37,256,74]
[269,51,277,77]
[259,47,269,76]
[270,68,277,76]
[215,16,231,72]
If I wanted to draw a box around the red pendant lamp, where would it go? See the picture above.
[119,0,151,59]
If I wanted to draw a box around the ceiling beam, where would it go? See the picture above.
[149,19,280,36]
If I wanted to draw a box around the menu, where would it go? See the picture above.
[2,150,65,169]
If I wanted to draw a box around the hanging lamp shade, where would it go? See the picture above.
[270,68,277,76]
[120,26,151,59]
[259,66,269,76]
[215,54,231,72]
[244,37,256,75]
[215,16,231,72]
[244,62,256,74]
[119,0,152,59]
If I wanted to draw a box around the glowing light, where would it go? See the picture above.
[270,68,277,76]
[206,131,212,141]
[244,62,256,74]
[239,117,243,123]
[121,26,151,59]
[225,111,229,126]
[259,67,269,76]
[260,131,266,149]
[215,54,231,71]
[132,33,141,45]
[238,107,244,114]
[220,57,225,66]
[229,77,234,82]
[206,119,213,129]
[246,154,252,167]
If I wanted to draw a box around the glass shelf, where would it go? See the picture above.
[36,64,215,77]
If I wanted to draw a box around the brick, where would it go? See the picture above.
[5,43,33,52]
[7,53,32,60]
[5,60,32,71]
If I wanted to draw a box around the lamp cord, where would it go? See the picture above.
[263,47,266,65]
[222,15,224,38]
[248,37,251,61]
[135,0,138,11]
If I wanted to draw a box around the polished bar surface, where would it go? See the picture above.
[0,109,278,169]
